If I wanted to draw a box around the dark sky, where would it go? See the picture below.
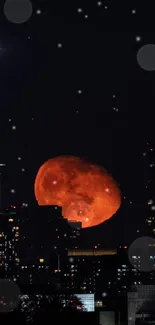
[0,0,154,251]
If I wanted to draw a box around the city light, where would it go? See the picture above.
[39,259,44,263]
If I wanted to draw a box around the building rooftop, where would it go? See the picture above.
[68,249,117,256]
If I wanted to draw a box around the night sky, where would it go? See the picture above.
[0,0,154,250]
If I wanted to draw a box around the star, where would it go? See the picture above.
[135,36,141,42]
[77,8,83,13]
[22,203,28,207]
[36,9,42,15]
[148,199,153,205]
[132,9,136,14]
[12,125,16,130]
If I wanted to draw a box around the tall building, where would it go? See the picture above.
[19,205,82,269]
[18,205,83,291]
[117,245,155,294]
[19,204,64,262]
[0,163,6,212]
[128,285,155,325]
[145,143,155,237]
[0,206,20,280]
[0,225,5,276]
[18,258,61,292]
[67,220,82,248]
[117,245,138,293]
[61,248,117,301]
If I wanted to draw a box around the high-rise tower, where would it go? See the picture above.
[0,164,6,212]
[0,207,20,280]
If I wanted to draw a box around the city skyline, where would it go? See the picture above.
[0,199,155,324]
[0,1,155,323]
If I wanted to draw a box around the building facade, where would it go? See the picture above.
[128,285,155,325]
[0,206,20,280]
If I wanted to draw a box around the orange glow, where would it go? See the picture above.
[34,156,121,228]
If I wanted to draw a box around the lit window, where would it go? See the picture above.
[39,258,44,263]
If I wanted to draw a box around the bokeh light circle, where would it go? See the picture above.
[137,44,155,71]
[128,236,155,272]
[0,278,20,313]
[4,0,33,24]
[69,257,74,263]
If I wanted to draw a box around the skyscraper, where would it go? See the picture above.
[0,163,6,212]
[67,220,82,248]
[63,248,117,298]
[0,207,20,280]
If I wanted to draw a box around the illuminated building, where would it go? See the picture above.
[62,248,117,301]
[67,220,81,243]
[19,205,82,269]
[20,204,65,261]
[0,163,6,212]
[68,248,117,256]
[128,285,155,325]
[0,206,20,280]
[145,145,155,238]
[19,264,53,287]
[116,246,135,293]
[18,205,75,290]
[116,245,155,295]
[0,230,5,276]
[18,257,65,293]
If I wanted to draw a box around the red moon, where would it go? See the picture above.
[34,156,121,228]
